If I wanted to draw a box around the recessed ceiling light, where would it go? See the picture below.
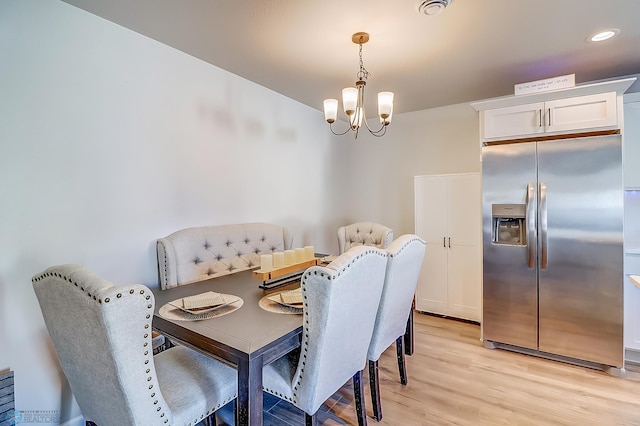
[589,29,620,42]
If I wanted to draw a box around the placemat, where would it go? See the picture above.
[159,294,244,321]
[259,292,303,315]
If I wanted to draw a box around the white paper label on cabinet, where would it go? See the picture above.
[515,74,575,96]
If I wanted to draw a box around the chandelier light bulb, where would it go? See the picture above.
[323,99,338,123]
[378,92,394,121]
[342,88,358,115]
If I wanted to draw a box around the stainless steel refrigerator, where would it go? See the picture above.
[481,135,624,368]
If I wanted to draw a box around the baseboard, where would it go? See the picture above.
[416,310,480,325]
[625,348,640,365]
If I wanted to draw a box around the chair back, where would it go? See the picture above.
[32,265,172,425]
[337,222,393,254]
[293,246,388,415]
[368,234,426,362]
[157,223,293,289]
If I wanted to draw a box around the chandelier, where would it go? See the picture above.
[323,32,394,139]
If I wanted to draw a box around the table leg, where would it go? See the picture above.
[236,355,264,426]
[404,309,414,356]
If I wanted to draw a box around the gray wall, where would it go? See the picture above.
[331,102,481,236]
[0,1,480,423]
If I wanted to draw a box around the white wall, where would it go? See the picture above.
[0,1,482,423]
[0,1,338,422]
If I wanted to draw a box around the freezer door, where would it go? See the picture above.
[482,142,538,349]
[537,136,623,367]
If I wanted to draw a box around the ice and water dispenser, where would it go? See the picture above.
[492,204,526,246]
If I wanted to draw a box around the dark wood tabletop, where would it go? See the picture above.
[151,271,303,426]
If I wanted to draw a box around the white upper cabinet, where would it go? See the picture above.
[472,77,636,143]
[482,92,617,141]
[483,102,545,140]
[546,92,617,133]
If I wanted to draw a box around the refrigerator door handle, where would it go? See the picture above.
[540,181,548,270]
[526,182,536,268]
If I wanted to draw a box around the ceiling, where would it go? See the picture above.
[62,0,640,116]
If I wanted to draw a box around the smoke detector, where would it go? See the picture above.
[416,0,453,16]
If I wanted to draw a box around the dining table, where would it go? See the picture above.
[151,270,304,426]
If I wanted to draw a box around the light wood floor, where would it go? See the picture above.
[217,312,640,425]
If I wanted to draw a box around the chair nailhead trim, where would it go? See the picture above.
[33,269,167,422]
[291,247,390,402]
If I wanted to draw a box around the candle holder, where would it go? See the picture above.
[253,257,320,289]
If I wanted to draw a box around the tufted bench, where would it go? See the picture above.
[337,222,394,254]
[157,223,293,290]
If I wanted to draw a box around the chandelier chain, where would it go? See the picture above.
[357,43,371,81]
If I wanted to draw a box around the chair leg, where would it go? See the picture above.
[396,336,407,385]
[305,412,318,426]
[353,370,368,426]
[404,308,415,356]
[203,413,217,426]
[368,360,383,421]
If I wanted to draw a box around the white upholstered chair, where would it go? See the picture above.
[337,222,393,254]
[32,265,237,426]
[364,234,426,421]
[262,246,389,426]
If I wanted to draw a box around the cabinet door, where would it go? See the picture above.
[414,175,448,313]
[546,92,617,134]
[447,244,482,321]
[447,174,482,321]
[624,276,640,353]
[482,102,545,140]
[447,174,482,247]
[415,244,448,313]
[624,100,640,189]
[625,255,640,354]
[414,176,447,244]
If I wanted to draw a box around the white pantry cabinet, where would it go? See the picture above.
[414,173,482,322]
[482,92,617,141]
